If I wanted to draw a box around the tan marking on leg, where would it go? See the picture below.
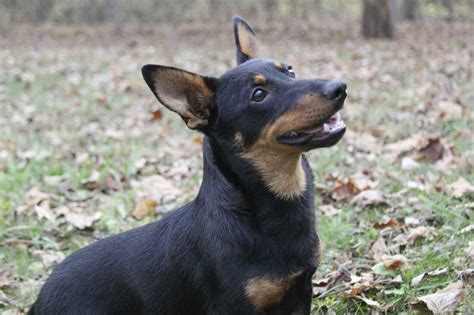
[253,74,266,85]
[245,272,302,311]
[242,94,334,200]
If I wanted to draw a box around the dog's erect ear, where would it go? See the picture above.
[233,16,261,65]
[141,65,217,130]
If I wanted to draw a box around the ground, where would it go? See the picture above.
[0,21,473,314]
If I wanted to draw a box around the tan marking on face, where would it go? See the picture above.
[242,94,334,199]
[237,23,260,58]
[253,74,266,85]
[245,272,302,311]
[275,62,285,69]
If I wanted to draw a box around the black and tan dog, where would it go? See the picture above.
[30,16,347,315]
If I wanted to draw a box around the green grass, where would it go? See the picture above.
[0,23,473,314]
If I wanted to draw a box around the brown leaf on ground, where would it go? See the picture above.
[437,101,463,122]
[356,295,382,311]
[373,218,399,229]
[56,205,102,230]
[457,269,473,285]
[350,172,378,191]
[446,177,474,198]
[0,290,14,307]
[416,137,444,162]
[381,254,408,270]
[411,281,465,314]
[351,189,388,209]
[384,133,445,163]
[467,241,474,267]
[410,267,451,287]
[17,187,51,215]
[0,267,11,289]
[344,282,368,298]
[81,170,100,190]
[104,174,122,191]
[384,134,425,160]
[401,156,420,170]
[31,250,65,268]
[193,135,203,146]
[131,175,182,201]
[393,234,408,246]
[318,204,341,217]
[313,270,350,297]
[370,236,386,260]
[132,198,158,220]
[331,172,377,201]
[151,108,162,120]
[404,216,421,226]
[407,226,436,243]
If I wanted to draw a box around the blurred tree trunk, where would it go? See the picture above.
[442,0,454,22]
[36,0,52,24]
[402,0,419,20]
[362,0,395,39]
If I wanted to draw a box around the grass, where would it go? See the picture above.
[0,22,473,314]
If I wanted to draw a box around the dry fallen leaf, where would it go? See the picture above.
[407,226,436,243]
[410,267,451,287]
[416,137,444,162]
[446,177,474,198]
[331,172,377,201]
[381,254,408,270]
[351,189,388,209]
[132,198,158,220]
[151,108,163,120]
[373,218,399,229]
[56,205,102,230]
[81,170,101,191]
[344,282,368,298]
[411,281,465,314]
[371,236,386,260]
[401,156,420,170]
[318,204,341,217]
[31,250,65,268]
[467,241,474,267]
[356,295,382,311]
[0,267,11,289]
[437,101,463,122]
[404,216,421,226]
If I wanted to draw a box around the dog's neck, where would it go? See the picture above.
[196,137,315,236]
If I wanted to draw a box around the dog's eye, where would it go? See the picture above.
[287,65,295,78]
[251,89,267,102]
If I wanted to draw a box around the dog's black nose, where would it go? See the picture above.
[323,80,347,100]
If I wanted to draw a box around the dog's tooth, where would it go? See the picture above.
[290,131,298,137]
[323,123,330,132]
[335,112,341,121]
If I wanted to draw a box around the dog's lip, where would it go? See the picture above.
[277,110,345,146]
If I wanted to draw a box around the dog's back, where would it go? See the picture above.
[31,206,209,314]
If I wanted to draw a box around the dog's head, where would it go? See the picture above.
[142,16,347,198]
[142,16,346,153]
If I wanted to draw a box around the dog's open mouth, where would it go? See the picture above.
[277,111,346,148]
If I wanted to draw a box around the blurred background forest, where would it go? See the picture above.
[0,0,473,27]
[0,0,473,314]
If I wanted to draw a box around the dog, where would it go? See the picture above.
[29,16,347,315]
